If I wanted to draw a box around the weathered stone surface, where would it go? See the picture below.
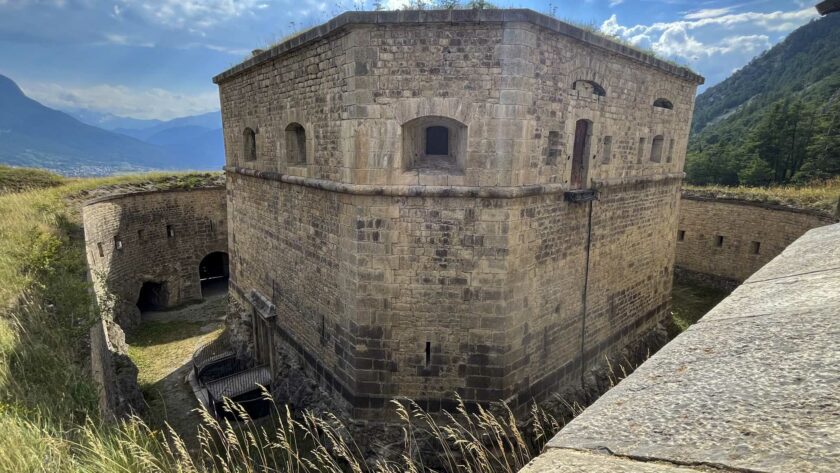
[675,195,835,284]
[83,187,227,329]
[216,9,701,419]
[520,449,714,473]
[90,320,145,420]
[530,223,840,472]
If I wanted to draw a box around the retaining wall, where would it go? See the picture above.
[675,194,836,287]
[82,187,227,329]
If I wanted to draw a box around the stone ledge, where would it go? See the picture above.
[82,185,226,207]
[212,9,704,85]
[680,191,838,220]
[226,165,683,198]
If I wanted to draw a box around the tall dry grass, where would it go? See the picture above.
[684,176,840,215]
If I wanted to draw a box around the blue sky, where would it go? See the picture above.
[0,0,820,120]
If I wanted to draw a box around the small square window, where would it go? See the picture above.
[715,235,724,247]
[114,236,123,251]
[167,225,175,238]
[751,241,761,255]
[677,230,685,241]
[137,229,144,241]
[97,242,104,257]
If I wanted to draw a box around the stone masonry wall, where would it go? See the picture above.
[676,196,835,284]
[83,187,227,329]
[217,10,701,419]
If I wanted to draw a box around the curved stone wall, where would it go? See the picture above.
[83,187,227,328]
[675,194,836,286]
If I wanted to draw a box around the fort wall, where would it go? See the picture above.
[82,187,228,329]
[675,195,836,287]
[217,10,701,419]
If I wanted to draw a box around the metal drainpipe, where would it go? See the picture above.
[579,198,594,386]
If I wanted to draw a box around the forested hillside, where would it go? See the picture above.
[687,12,840,186]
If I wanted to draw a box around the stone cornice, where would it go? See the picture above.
[226,165,684,198]
[212,9,704,85]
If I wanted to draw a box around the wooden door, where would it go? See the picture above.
[571,120,590,189]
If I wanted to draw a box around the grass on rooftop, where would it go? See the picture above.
[684,176,840,216]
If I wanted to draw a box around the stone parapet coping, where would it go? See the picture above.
[83,186,226,207]
[212,9,704,85]
[680,192,838,220]
[226,165,684,198]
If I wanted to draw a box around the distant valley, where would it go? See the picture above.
[0,74,224,176]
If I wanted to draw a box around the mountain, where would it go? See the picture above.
[687,13,840,185]
[112,111,225,168]
[0,74,224,175]
[114,111,221,141]
[0,74,181,175]
[67,109,162,131]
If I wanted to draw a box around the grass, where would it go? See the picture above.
[684,176,840,216]
[0,165,64,194]
[670,280,730,332]
[127,319,223,436]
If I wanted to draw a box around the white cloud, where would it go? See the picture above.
[683,8,732,20]
[600,7,817,60]
[117,0,263,31]
[609,0,624,7]
[21,82,219,120]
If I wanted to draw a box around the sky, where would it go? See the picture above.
[0,0,821,121]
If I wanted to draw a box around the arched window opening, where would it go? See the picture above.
[137,281,168,313]
[243,128,257,162]
[653,98,674,110]
[573,80,606,97]
[402,116,467,173]
[570,119,593,189]
[650,135,664,163]
[199,251,229,298]
[286,123,307,165]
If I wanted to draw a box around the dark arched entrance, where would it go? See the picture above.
[137,281,168,312]
[200,251,229,298]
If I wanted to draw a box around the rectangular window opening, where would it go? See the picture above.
[320,314,326,345]
[602,136,612,164]
[715,235,725,247]
[637,137,646,163]
[166,225,175,238]
[424,341,431,367]
[114,236,123,251]
[137,229,144,241]
[97,242,104,258]
[751,241,761,255]
[677,230,685,241]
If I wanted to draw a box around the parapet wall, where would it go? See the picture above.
[675,194,836,286]
[82,187,227,329]
[89,319,144,420]
[523,222,840,472]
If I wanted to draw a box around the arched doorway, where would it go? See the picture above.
[571,119,592,189]
[137,281,168,312]
[200,251,229,298]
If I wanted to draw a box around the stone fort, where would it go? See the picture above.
[212,9,703,419]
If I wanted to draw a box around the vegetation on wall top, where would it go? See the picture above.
[686,13,840,187]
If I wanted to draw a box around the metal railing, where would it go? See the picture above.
[192,335,235,381]
[191,335,272,420]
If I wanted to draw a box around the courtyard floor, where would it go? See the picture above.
[126,292,226,440]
